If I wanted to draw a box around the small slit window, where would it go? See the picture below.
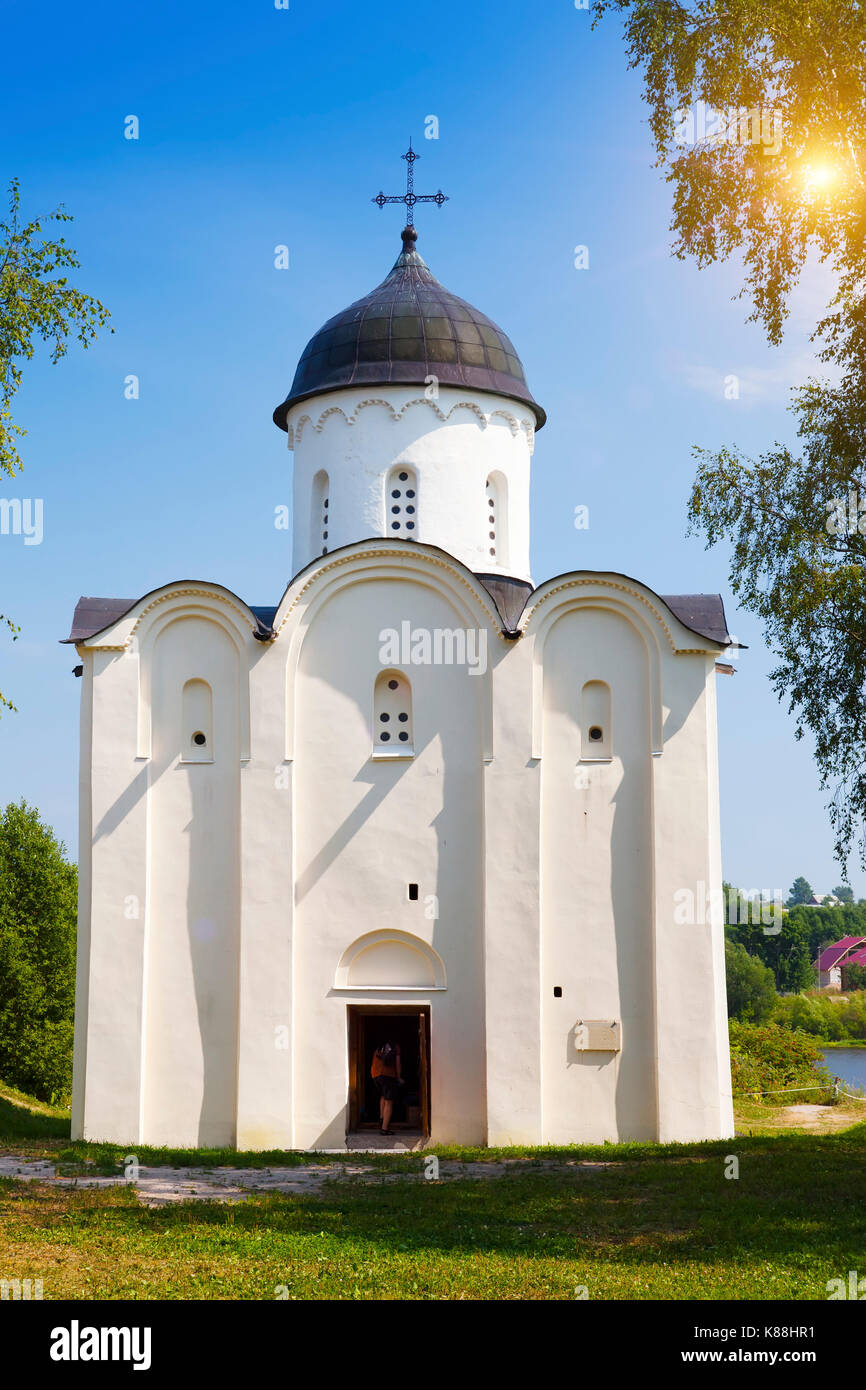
[580,680,611,760]
[312,469,330,557]
[182,679,213,763]
[373,670,414,757]
[485,472,509,567]
[386,466,418,540]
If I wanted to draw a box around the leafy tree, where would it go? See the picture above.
[833,883,854,902]
[0,178,111,712]
[0,801,77,1102]
[787,900,866,962]
[841,962,866,991]
[787,876,814,907]
[725,939,777,1022]
[728,900,815,992]
[592,3,866,867]
[780,939,816,994]
[592,1,866,351]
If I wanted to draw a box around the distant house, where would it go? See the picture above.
[814,937,866,991]
[808,893,842,907]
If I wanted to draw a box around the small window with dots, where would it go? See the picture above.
[373,670,414,757]
[386,466,418,540]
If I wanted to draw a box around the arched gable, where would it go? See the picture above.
[274,541,501,763]
[522,576,680,757]
[85,586,258,762]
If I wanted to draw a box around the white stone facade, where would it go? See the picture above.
[71,526,734,1149]
[287,386,535,581]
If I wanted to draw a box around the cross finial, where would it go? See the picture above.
[372,139,449,228]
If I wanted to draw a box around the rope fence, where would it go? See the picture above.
[738,1081,866,1100]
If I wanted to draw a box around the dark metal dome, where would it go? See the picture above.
[273,227,545,429]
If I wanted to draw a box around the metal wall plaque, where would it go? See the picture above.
[575,1020,620,1051]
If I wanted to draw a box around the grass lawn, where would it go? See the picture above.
[2,1081,865,1299]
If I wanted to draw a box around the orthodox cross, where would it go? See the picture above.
[371,140,449,227]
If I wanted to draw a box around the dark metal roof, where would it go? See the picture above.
[475,574,533,635]
[273,227,546,429]
[63,596,136,644]
[660,593,733,647]
[62,574,732,651]
[61,592,276,645]
[480,576,733,647]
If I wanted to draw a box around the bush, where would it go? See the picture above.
[728,1021,833,1104]
[725,939,777,1021]
[0,801,77,1102]
[773,989,866,1040]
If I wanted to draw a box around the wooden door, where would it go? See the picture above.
[347,1009,363,1132]
[419,1011,429,1136]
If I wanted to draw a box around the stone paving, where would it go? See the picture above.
[0,1153,614,1208]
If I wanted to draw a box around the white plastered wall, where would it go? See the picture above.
[72,554,732,1150]
[276,546,501,1148]
[72,585,293,1148]
[285,386,535,581]
[511,574,734,1145]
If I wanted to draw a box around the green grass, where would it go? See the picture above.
[6,1078,866,1295]
[0,1078,70,1143]
[3,1078,865,1298]
[2,1127,865,1299]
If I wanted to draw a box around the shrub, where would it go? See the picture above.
[728,1021,833,1104]
[0,801,77,1102]
[773,989,866,1040]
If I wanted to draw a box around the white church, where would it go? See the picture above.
[67,194,735,1150]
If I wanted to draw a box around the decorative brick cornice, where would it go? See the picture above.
[523,575,680,652]
[275,543,505,637]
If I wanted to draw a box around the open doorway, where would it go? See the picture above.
[347,1005,430,1135]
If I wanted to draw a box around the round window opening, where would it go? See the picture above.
[588,726,604,742]
[388,679,399,690]
[192,732,207,747]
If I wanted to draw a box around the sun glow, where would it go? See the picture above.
[801,162,841,196]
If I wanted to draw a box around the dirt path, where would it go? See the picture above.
[0,1154,614,1207]
[779,1103,862,1131]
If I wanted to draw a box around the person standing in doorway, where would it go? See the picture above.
[371,1041,402,1135]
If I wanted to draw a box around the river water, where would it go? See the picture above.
[819,1047,866,1094]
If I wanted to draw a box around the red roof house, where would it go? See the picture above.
[814,937,866,990]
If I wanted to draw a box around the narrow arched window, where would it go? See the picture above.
[312,469,330,557]
[181,678,213,762]
[580,680,611,759]
[386,466,418,540]
[373,670,414,756]
[485,472,508,567]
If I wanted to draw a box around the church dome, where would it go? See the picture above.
[273,227,546,429]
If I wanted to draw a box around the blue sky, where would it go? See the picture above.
[0,0,856,896]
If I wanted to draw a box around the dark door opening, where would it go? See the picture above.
[348,1005,430,1134]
